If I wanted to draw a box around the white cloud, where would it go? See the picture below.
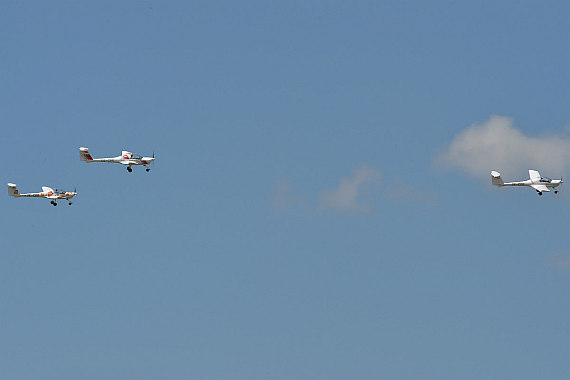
[319,165,381,213]
[437,115,570,179]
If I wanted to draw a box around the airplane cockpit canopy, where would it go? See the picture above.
[131,153,143,159]
[55,188,67,194]
[540,176,552,183]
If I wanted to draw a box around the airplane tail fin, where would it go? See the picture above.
[491,171,504,186]
[8,183,20,197]
[79,147,94,162]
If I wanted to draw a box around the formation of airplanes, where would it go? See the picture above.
[6,146,567,206]
[491,169,563,195]
[7,147,156,206]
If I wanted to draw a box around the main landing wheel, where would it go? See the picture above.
[53,202,58,206]
[146,168,150,172]
[555,190,559,194]
[127,167,133,172]
[68,202,72,206]
[538,192,543,196]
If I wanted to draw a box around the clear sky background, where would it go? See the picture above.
[2,1,570,379]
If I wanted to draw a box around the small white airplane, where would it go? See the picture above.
[491,170,563,196]
[80,147,155,172]
[8,183,77,206]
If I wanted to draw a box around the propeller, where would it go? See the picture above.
[68,186,77,205]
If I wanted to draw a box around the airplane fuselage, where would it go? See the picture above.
[491,170,563,196]
[89,156,154,166]
[8,183,77,205]
[14,191,76,200]
[80,148,155,172]
[500,179,563,188]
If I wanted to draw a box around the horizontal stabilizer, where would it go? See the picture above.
[79,147,94,162]
[491,171,504,186]
[7,183,19,197]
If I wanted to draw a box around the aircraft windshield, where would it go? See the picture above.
[55,189,67,194]
[540,177,552,183]
[131,153,143,159]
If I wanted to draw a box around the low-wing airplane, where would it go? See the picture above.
[8,183,77,206]
[79,147,155,172]
[491,170,563,196]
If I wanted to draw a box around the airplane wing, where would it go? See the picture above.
[529,170,541,180]
[531,184,550,192]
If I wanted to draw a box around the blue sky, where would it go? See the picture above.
[2,1,570,379]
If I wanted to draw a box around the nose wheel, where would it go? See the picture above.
[127,166,133,173]
[555,190,559,194]
[538,192,543,196]
[146,168,150,172]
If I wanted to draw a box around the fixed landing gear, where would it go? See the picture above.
[538,192,543,196]
[51,200,58,206]
[146,168,150,172]
[68,202,72,206]
[555,190,559,194]
[127,166,133,173]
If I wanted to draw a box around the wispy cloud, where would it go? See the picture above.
[436,115,570,179]
[546,251,570,271]
[384,181,434,206]
[271,180,300,212]
[318,165,381,213]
